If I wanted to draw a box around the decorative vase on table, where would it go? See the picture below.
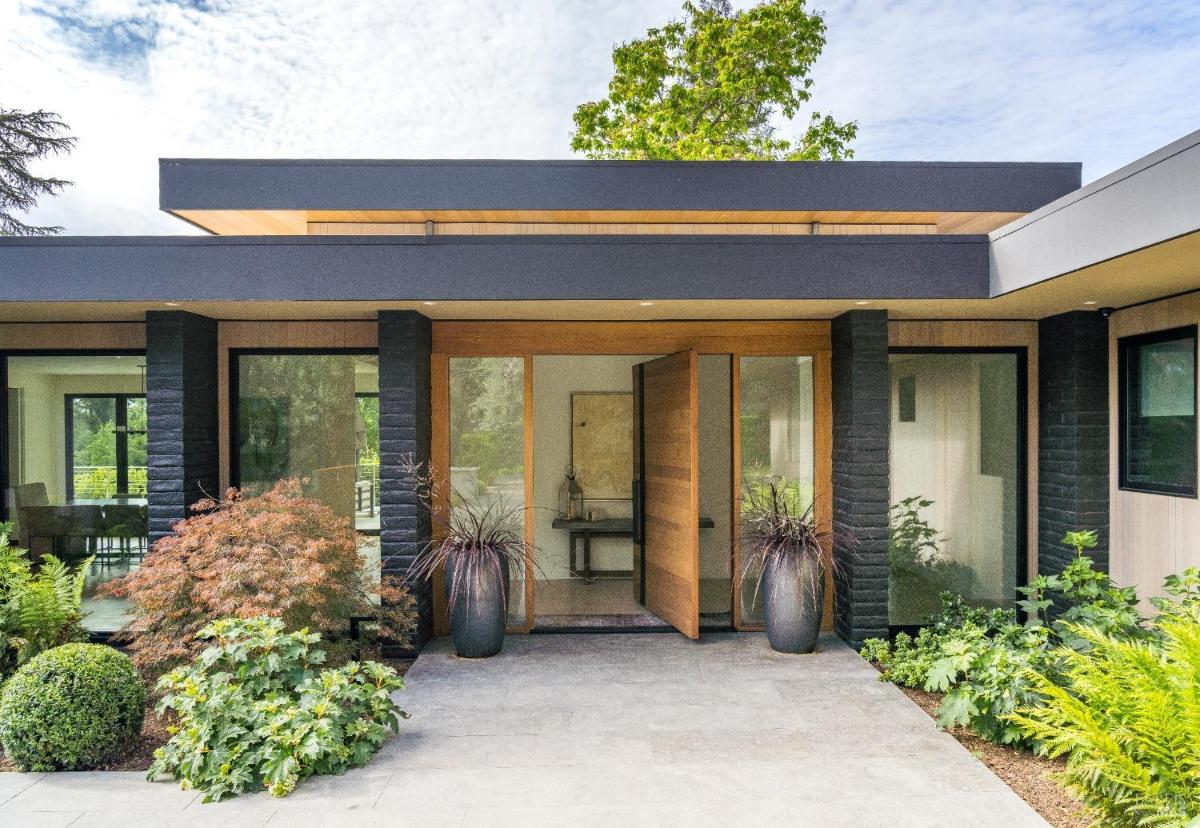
[558,464,585,520]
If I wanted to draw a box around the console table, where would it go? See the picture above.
[552,516,715,581]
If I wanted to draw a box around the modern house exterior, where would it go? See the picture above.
[1,128,1197,651]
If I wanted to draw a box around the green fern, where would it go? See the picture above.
[1009,616,1200,827]
[0,536,91,678]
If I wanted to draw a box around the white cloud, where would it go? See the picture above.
[3,0,1198,234]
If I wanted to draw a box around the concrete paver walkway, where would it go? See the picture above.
[0,632,1047,827]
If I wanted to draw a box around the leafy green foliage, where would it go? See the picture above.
[888,496,945,574]
[0,643,145,770]
[571,0,856,160]
[1018,535,1144,650]
[0,526,91,679]
[927,624,1054,747]
[862,592,1013,689]
[151,617,407,801]
[1009,608,1200,827]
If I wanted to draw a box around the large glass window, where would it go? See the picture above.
[888,352,1022,626]
[1119,327,1197,497]
[738,356,814,626]
[67,395,147,499]
[449,357,527,626]
[4,354,149,633]
[234,352,379,534]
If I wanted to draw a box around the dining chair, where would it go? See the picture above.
[101,504,150,567]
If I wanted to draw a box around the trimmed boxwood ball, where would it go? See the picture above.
[0,643,145,771]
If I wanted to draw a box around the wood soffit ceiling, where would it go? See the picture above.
[171,209,1025,236]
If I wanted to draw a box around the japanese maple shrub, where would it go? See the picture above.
[151,616,406,801]
[104,479,415,674]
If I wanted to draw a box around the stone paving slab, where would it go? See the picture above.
[0,632,1048,826]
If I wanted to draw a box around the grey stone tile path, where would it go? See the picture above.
[0,632,1048,827]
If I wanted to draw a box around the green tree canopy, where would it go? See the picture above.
[0,108,75,236]
[571,0,856,161]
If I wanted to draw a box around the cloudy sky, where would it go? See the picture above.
[4,0,1199,235]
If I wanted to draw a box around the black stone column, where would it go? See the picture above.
[145,311,219,546]
[830,309,891,647]
[378,311,434,649]
[1038,310,1109,576]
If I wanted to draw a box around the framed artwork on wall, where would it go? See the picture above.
[570,391,633,501]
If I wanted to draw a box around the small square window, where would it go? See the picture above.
[1119,326,1197,497]
[898,375,916,422]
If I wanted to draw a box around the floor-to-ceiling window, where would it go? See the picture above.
[233,351,381,575]
[888,351,1024,626]
[4,353,149,633]
[448,356,528,627]
[737,355,815,626]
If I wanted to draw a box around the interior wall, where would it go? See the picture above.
[1109,292,1200,604]
[698,356,733,587]
[532,355,650,579]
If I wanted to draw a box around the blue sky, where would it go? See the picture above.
[4,0,1199,234]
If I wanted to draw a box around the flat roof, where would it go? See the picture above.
[160,158,1081,216]
[0,233,988,303]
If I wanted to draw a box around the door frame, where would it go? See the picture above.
[429,321,833,635]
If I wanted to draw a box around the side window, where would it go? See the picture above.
[1119,327,1198,497]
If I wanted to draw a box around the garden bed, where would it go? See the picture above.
[898,684,1088,828]
[0,657,413,774]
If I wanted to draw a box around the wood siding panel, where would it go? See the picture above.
[1109,294,1200,604]
[432,321,830,358]
[0,323,145,350]
[308,221,937,236]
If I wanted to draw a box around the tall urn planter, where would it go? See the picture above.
[741,481,831,655]
[444,556,509,658]
[403,458,532,659]
[762,547,825,654]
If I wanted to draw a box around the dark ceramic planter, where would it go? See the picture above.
[445,555,509,658]
[762,551,824,654]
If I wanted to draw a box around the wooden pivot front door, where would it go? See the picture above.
[633,350,701,640]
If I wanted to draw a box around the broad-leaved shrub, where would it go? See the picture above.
[151,616,407,801]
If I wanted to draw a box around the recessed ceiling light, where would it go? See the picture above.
[639,301,655,307]
[1083,300,1098,306]
[422,301,437,306]
[164,301,180,307]
[854,300,870,306]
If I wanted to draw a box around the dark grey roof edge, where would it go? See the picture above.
[160,157,1082,170]
[0,233,986,248]
[158,158,1083,214]
[0,233,990,303]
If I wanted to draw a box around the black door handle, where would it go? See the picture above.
[632,479,643,544]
